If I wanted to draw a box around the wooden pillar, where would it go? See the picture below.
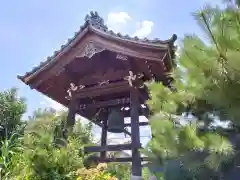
[130,87,142,177]
[66,98,77,134]
[100,118,108,158]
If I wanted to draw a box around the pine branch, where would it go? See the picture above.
[199,10,234,83]
[200,12,222,58]
[183,50,202,70]
[228,0,240,34]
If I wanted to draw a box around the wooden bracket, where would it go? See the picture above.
[65,83,85,100]
[124,71,144,87]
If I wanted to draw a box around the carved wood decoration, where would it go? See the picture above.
[160,52,168,71]
[98,80,110,86]
[76,42,105,59]
[116,53,128,61]
[65,83,85,100]
[145,60,155,80]
[124,71,144,87]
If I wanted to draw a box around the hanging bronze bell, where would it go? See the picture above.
[107,108,125,133]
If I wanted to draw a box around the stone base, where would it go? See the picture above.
[131,175,144,180]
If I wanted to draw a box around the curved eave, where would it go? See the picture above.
[17,75,25,84]
[18,27,90,84]
[90,26,177,49]
[17,24,177,85]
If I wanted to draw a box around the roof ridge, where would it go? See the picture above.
[84,11,108,31]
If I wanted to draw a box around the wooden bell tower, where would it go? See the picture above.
[18,11,177,179]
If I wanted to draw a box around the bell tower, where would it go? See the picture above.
[18,11,177,179]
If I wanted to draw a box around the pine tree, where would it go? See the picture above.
[144,0,240,179]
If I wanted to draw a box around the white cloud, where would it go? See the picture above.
[106,12,131,32]
[133,20,154,38]
[106,12,154,39]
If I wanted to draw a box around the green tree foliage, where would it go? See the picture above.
[0,98,127,179]
[144,0,240,179]
[28,107,57,121]
[106,163,131,180]
[0,88,26,139]
[5,109,93,180]
[76,163,118,180]
[0,132,23,179]
[72,120,93,145]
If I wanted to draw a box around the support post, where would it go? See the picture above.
[65,98,77,138]
[130,87,142,179]
[100,118,108,158]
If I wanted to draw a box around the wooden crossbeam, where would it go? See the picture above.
[124,122,149,127]
[84,143,141,153]
[79,98,130,110]
[123,109,149,118]
[78,99,149,118]
[76,80,130,99]
[97,157,149,163]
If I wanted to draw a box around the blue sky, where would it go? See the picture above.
[0,0,219,143]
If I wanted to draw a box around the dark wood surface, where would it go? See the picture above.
[100,118,107,158]
[130,87,142,176]
[84,143,136,153]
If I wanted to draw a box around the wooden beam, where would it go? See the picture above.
[84,143,138,153]
[77,68,129,87]
[124,122,149,127]
[119,105,150,118]
[78,99,150,111]
[122,109,149,118]
[97,157,149,163]
[78,96,149,118]
[77,106,149,122]
[76,80,130,99]
[79,98,130,110]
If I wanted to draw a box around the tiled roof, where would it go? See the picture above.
[18,11,177,82]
